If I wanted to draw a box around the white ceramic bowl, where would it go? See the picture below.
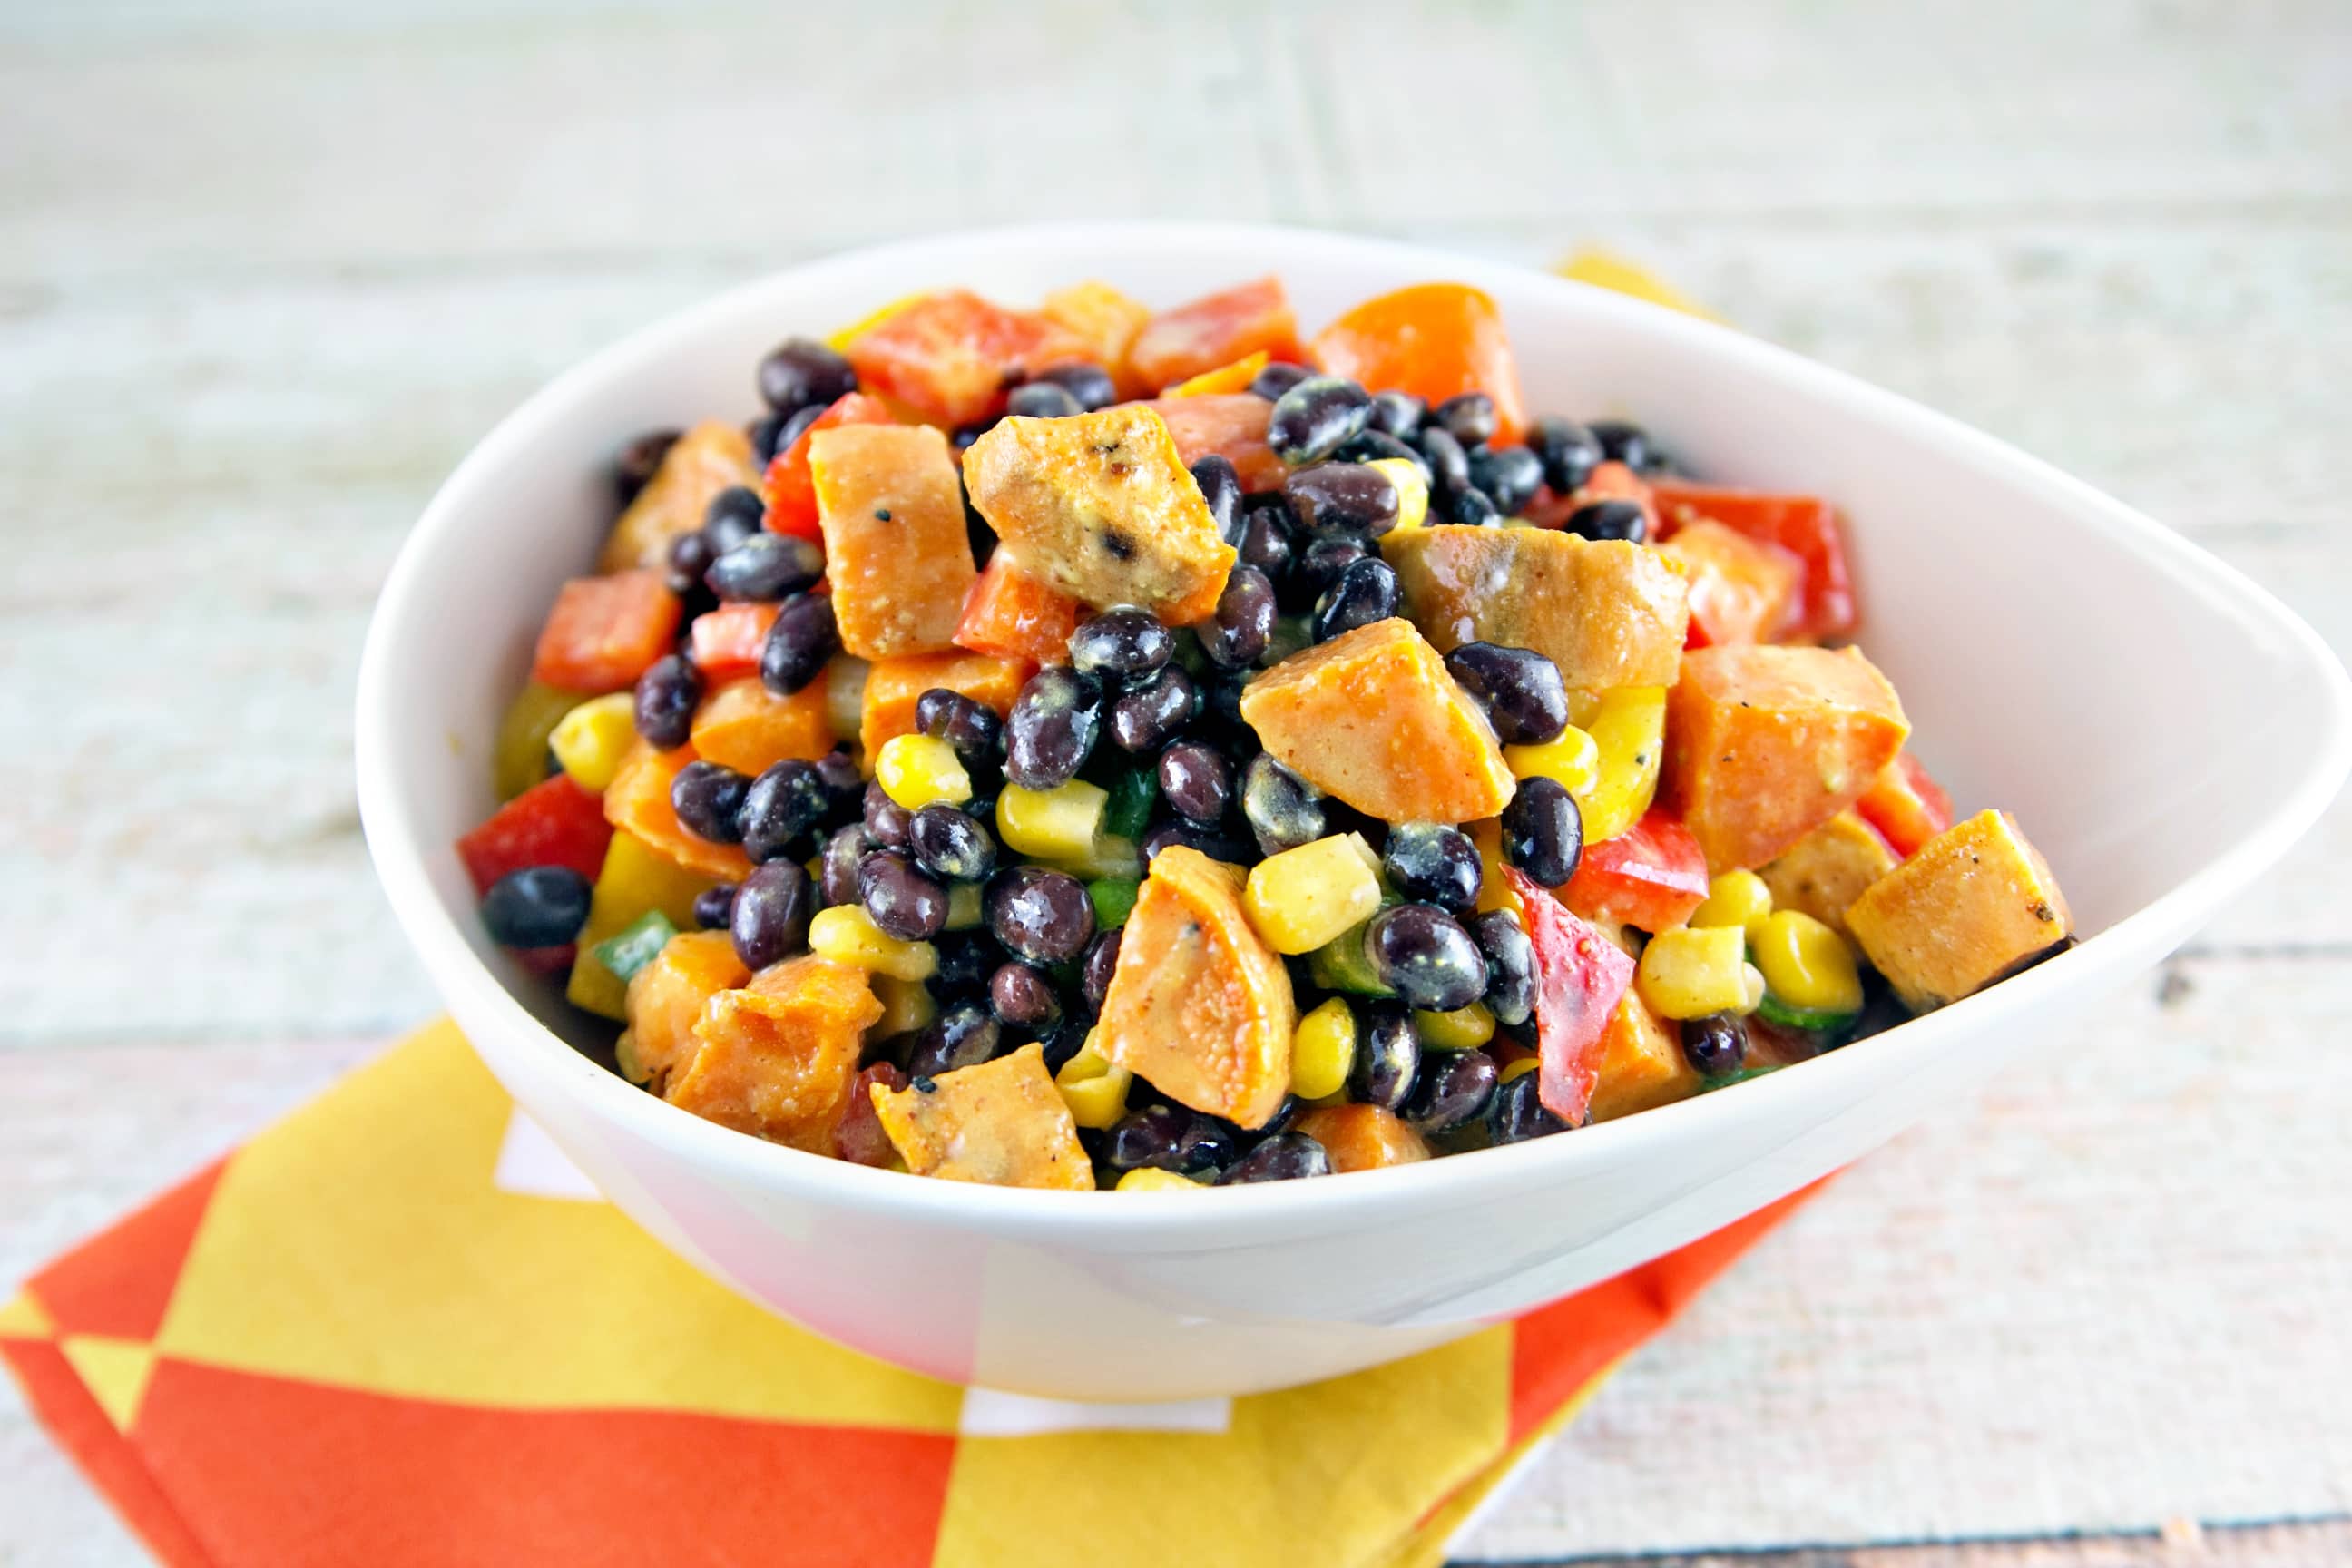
[358,223,2350,1400]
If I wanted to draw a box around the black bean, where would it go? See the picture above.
[663,530,717,597]
[1487,1071,1571,1143]
[1471,909,1538,1027]
[1311,556,1399,643]
[481,867,592,947]
[815,748,865,818]
[615,428,682,505]
[819,826,866,907]
[1111,1105,1235,1174]
[931,930,1000,995]
[1268,375,1373,466]
[907,1000,1001,1079]
[701,485,766,555]
[950,417,999,453]
[1432,392,1498,448]
[1081,928,1122,1014]
[859,849,949,941]
[1444,642,1571,745]
[863,781,912,850]
[757,337,858,414]
[1348,1003,1423,1112]
[1200,672,1252,738]
[769,401,828,462]
[1529,416,1603,495]
[1367,905,1487,1012]
[1038,361,1119,411]
[1415,426,1471,495]
[1004,667,1103,789]
[1382,824,1484,913]
[748,411,789,467]
[1331,428,1430,477]
[908,802,995,883]
[1006,380,1083,419]
[1216,1132,1330,1184]
[1588,418,1661,473]
[1500,777,1584,887]
[706,533,824,603]
[1289,535,1368,613]
[988,962,1061,1030]
[1235,500,1296,578]
[1283,461,1400,538]
[915,689,1004,770]
[1107,665,1196,752]
[1250,361,1312,401]
[760,592,838,694]
[1563,498,1648,544]
[730,861,814,970]
[1681,1011,1751,1076]
[1467,445,1545,516]
[1437,484,1501,527]
[1070,606,1174,684]
[1199,564,1277,671]
[738,759,829,864]
[671,760,750,844]
[1140,819,1251,867]
[633,653,701,750]
[1190,454,1242,540]
[1241,753,1325,855]
[1157,741,1231,825]
[1405,1049,1499,1133]
[986,866,1097,964]
[692,882,739,931]
[1367,389,1426,438]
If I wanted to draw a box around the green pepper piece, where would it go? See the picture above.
[1102,765,1157,843]
[1752,993,1861,1036]
[592,909,678,985]
[1305,916,1394,996]
[1087,876,1142,931]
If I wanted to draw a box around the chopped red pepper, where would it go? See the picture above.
[836,1062,910,1168]
[844,290,1090,426]
[528,570,681,693]
[1127,276,1305,393]
[1854,751,1955,858]
[456,774,613,897]
[953,554,1087,666]
[1311,282,1528,446]
[510,945,577,977]
[1506,867,1637,1127]
[1649,479,1857,642]
[1562,809,1711,934]
[1141,393,1288,492]
[762,390,897,542]
[687,601,781,681]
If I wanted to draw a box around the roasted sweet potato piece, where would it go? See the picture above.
[1663,645,1910,872]
[1845,809,2073,1013]
[1385,525,1689,691]
[1040,280,1153,399]
[666,955,881,1152]
[963,406,1236,624]
[1759,810,1899,940]
[1097,846,1297,1129]
[602,739,755,880]
[1127,277,1303,393]
[1310,282,1528,446]
[858,650,1032,759]
[1142,393,1288,492]
[1586,947,1703,1122]
[868,1043,1094,1190]
[1238,618,1515,824]
[598,420,758,573]
[843,289,1092,426]
[689,676,835,776]
[623,931,750,1095]
[809,423,977,660]
[1294,1104,1430,1172]
[1658,518,1803,648]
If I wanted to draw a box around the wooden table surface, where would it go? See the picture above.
[5,2,2348,1563]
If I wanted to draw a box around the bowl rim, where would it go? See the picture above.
[356,219,2352,1241]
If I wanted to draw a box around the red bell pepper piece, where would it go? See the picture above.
[456,774,613,897]
[762,390,897,542]
[1506,867,1637,1127]
[687,601,781,681]
[1141,393,1288,492]
[1855,751,1955,858]
[844,290,1091,426]
[1562,809,1710,934]
[1310,282,1528,446]
[954,554,1086,666]
[511,945,577,977]
[1649,479,1857,642]
[1127,276,1305,393]
[836,1062,910,1168]
[528,570,681,694]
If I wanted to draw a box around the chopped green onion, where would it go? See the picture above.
[1102,765,1157,843]
[592,909,677,985]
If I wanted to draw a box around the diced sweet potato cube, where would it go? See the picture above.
[1040,280,1153,399]
[844,289,1092,426]
[1127,277,1303,393]
[868,1043,1094,1190]
[1141,393,1288,493]
[602,739,755,880]
[858,651,1032,760]
[1586,978,1702,1122]
[1759,811,1899,940]
[688,676,835,777]
[1663,645,1910,871]
[1098,847,1297,1129]
[1238,618,1515,824]
[1385,526,1689,691]
[1845,809,2073,1013]
[1310,282,1528,446]
[598,420,758,573]
[963,406,1236,623]
[667,955,881,1152]
[623,931,750,1095]
[1658,518,1802,648]
[1294,1104,1430,1173]
[809,424,977,660]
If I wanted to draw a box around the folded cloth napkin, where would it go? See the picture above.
[4,258,1817,1568]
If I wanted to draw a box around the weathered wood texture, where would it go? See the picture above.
[3,2,2347,1564]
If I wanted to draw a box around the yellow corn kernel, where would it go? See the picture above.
[873,975,936,1037]
[1060,833,1142,881]
[826,655,870,750]
[1498,1054,1541,1084]
[548,692,639,792]
[614,1029,649,1086]
[493,681,582,801]
[1242,833,1384,955]
[1059,1065,1132,1129]
[1415,1000,1496,1050]
[1367,457,1429,533]
[1635,925,1750,1020]
[1466,818,1521,916]
[1741,962,1768,1014]
[1504,725,1600,795]
[1116,1167,1201,1192]
[808,904,938,981]
[1290,997,1357,1102]
[1579,685,1667,843]
[1564,688,1603,729]
[1690,869,1774,938]
[1752,909,1864,1015]
[945,881,985,930]
[874,732,972,810]
[1055,1030,1112,1084]
[566,831,721,1019]
[997,779,1109,862]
